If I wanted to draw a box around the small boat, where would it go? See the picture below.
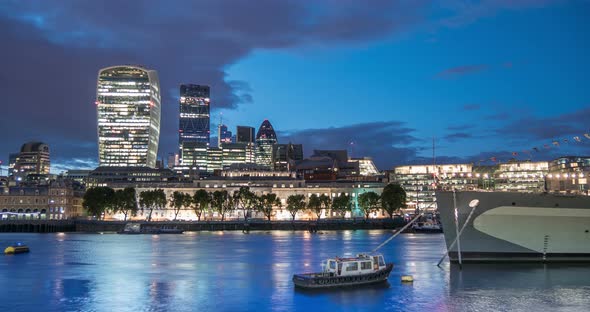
[411,221,443,233]
[292,253,393,289]
[117,223,142,234]
[4,242,30,254]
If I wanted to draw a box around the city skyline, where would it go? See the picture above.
[1,1,589,173]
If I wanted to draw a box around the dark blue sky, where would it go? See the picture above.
[0,0,589,173]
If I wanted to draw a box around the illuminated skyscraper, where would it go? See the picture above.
[218,124,232,147]
[255,120,278,169]
[96,65,161,168]
[14,142,50,177]
[179,85,210,165]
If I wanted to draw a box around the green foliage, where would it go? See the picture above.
[211,190,232,221]
[286,194,306,221]
[170,191,188,221]
[83,187,115,220]
[258,193,280,221]
[113,187,137,221]
[192,189,211,221]
[307,194,322,220]
[139,189,167,221]
[358,191,380,220]
[233,186,256,221]
[381,183,407,219]
[331,194,352,218]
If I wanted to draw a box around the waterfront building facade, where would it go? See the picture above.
[0,179,85,220]
[545,156,589,194]
[255,120,277,169]
[96,65,161,168]
[13,142,51,179]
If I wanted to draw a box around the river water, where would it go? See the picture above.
[1,231,589,312]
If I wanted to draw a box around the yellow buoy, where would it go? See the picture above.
[4,245,29,254]
[401,275,414,283]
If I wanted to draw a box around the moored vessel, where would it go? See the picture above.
[292,253,393,289]
[4,242,30,254]
[436,191,590,262]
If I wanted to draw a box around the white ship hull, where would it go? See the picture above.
[436,191,590,262]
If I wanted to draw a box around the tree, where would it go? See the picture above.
[307,194,322,220]
[170,191,186,221]
[140,189,167,221]
[233,186,256,221]
[381,183,407,219]
[319,194,332,219]
[114,187,138,221]
[192,189,211,221]
[211,190,232,221]
[258,193,280,221]
[286,194,306,221]
[358,191,380,220]
[331,194,352,218]
[83,187,115,220]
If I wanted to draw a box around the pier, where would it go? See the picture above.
[0,219,406,233]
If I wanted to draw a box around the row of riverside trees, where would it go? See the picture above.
[82,184,407,221]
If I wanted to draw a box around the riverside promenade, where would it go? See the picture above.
[0,219,406,233]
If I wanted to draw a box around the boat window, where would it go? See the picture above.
[378,256,385,266]
[329,261,336,270]
[361,261,372,270]
[345,262,359,272]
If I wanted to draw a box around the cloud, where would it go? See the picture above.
[446,124,475,131]
[279,121,421,170]
[436,64,489,79]
[0,0,428,170]
[444,132,473,142]
[496,107,590,140]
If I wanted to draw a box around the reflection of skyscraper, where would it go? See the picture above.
[237,126,255,143]
[179,84,210,164]
[218,124,232,146]
[97,65,161,168]
[255,120,277,169]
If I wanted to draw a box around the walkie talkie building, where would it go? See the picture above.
[96,65,161,168]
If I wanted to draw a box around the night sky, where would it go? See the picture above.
[1,0,589,173]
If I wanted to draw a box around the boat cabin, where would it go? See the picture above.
[322,253,386,277]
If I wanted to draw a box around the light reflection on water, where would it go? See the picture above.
[0,231,589,312]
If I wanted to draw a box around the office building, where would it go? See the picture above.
[255,120,277,169]
[218,124,232,146]
[272,143,303,171]
[237,126,255,143]
[96,65,161,168]
[14,142,51,178]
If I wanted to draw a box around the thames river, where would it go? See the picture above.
[1,230,589,312]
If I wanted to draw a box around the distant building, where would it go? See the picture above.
[207,147,223,173]
[180,142,209,172]
[546,156,589,194]
[96,65,161,168]
[86,167,179,187]
[236,126,255,143]
[218,124,232,146]
[64,170,92,184]
[222,143,255,169]
[166,153,179,169]
[350,157,379,176]
[8,153,18,176]
[179,84,210,161]
[272,143,303,171]
[255,120,278,169]
[14,142,51,179]
[0,178,85,220]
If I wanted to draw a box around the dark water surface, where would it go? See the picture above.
[1,231,589,312]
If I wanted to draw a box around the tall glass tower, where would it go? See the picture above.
[255,119,278,169]
[96,65,161,168]
[179,84,210,164]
